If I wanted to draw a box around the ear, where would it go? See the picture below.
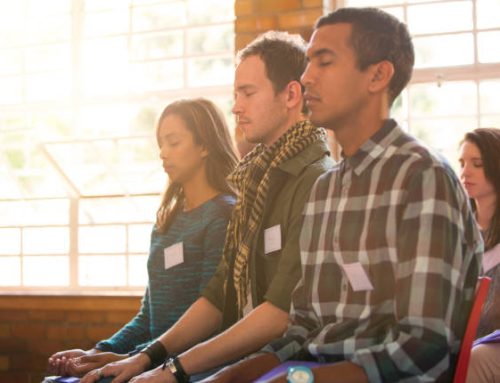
[284,80,303,110]
[200,146,209,158]
[368,60,394,94]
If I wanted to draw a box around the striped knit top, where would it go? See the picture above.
[95,193,235,354]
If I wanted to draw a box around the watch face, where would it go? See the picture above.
[288,366,314,383]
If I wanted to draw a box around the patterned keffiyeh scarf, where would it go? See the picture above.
[222,120,327,318]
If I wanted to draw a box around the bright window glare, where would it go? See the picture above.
[0,257,21,286]
[24,256,69,286]
[478,31,500,63]
[128,225,153,253]
[408,1,472,34]
[23,227,70,254]
[0,77,22,104]
[82,38,130,97]
[129,255,149,286]
[79,255,127,286]
[414,34,474,68]
[480,79,500,114]
[0,0,234,292]
[477,0,500,29]
[0,229,21,255]
[410,81,477,117]
[84,9,129,37]
[79,226,126,254]
[0,200,69,227]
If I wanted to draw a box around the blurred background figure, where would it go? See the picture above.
[459,128,500,383]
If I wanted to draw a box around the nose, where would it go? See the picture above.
[300,62,313,87]
[232,97,242,116]
[459,162,470,180]
[159,145,168,161]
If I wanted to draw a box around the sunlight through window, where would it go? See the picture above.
[0,0,234,293]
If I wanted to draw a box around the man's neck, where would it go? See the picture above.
[333,102,389,157]
[263,111,305,147]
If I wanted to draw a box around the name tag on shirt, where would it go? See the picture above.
[164,242,184,270]
[264,224,282,255]
[483,243,500,274]
[342,262,374,292]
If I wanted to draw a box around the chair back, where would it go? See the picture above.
[453,276,492,383]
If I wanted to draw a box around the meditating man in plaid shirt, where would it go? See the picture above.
[205,7,483,383]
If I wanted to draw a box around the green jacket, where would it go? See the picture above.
[202,137,334,329]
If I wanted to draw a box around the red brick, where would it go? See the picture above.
[104,311,135,324]
[0,371,29,383]
[0,324,10,338]
[0,310,28,321]
[46,325,85,341]
[10,353,47,371]
[235,0,253,16]
[235,15,278,33]
[46,325,65,340]
[302,0,322,8]
[0,355,9,371]
[85,324,121,342]
[236,33,259,51]
[9,353,31,371]
[11,323,46,339]
[66,311,105,323]
[282,27,315,43]
[254,0,302,13]
[0,338,29,353]
[29,339,68,356]
[325,0,338,10]
[28,310,66,322]
[278,9,322,29]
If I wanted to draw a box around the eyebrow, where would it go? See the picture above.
[235,84,257,92]
[307,47,336,60]
[459,156,482,161]
[159,132,180,140]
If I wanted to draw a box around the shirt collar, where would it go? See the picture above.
[342,119,401,177]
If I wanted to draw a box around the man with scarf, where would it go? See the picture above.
[80,31,333,383]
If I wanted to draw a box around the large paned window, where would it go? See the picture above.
[0,0,234,293]
[342,0,500,168]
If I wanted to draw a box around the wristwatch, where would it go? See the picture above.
[287,365,314,383]
[163,356,190,383]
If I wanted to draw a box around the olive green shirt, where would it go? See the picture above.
[202,138,333,329]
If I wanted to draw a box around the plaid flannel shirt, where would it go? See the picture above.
[264,120,483,382]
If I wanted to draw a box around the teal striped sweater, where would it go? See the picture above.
[95,194,235,354]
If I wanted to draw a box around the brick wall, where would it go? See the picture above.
[235,0,325,51]
[0,295,140,383]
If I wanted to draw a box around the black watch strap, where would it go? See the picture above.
[163,356,190,383]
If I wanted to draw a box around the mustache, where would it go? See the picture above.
[236,116,251,124]
[304,89,321,99]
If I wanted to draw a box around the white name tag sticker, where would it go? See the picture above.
[342,262,374,292]
[483,243,500,274]
[264,224,282,255]
[164,242,184,270]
